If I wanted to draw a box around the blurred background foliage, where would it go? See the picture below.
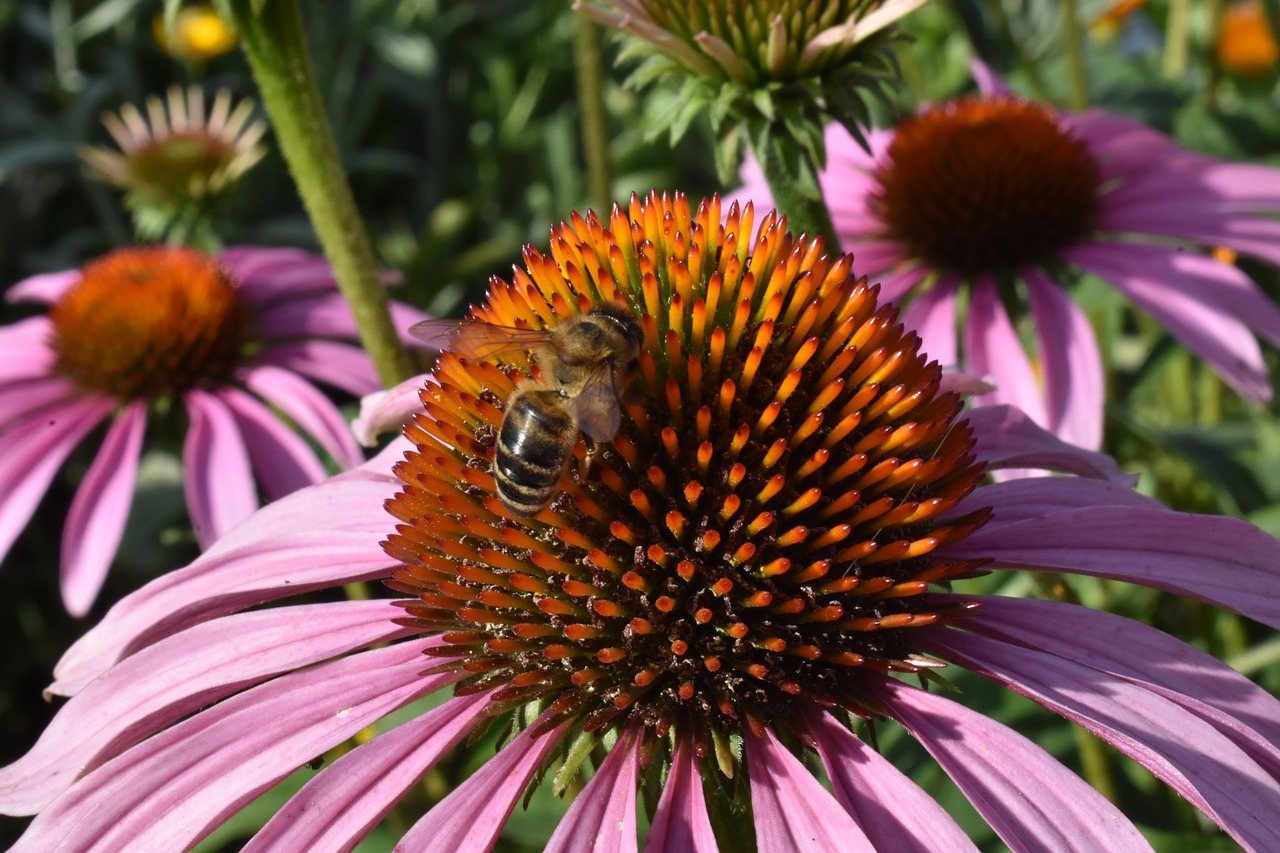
[1,0,1279,849]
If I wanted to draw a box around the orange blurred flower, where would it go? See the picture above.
[1218,1,1279,77]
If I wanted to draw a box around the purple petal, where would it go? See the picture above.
[256,341,381,397]
[943,505,1280,630]
[183,388,258,548]
[930,629,1280,852]
[0,599,412,815]
[395,719,567,852]
[245,690,490,852]
[806,707,977,852]
[240,363,364,468]
[744,726,875,852]
[351,374,430,447]
[0,396,113,563]
[217,387,328,499]
[964,276,1048,426]
[545,727,641,853]
[60,400,147,617]
[644,736,719,853]
[1068,241,1271,401]
[1025,269,1104,449]
[872,677,1153,853]
[899,278,958,367]
[5,269,81,304]
[949,476,1161,532]
[941,595,1280,779]
[49,467,401,696]
[11,639,444,853]
[257,294,429,347]
[874,262,929,303]
[966,404,1135,484]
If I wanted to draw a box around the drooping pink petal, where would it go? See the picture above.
[0,324,57,383]
[1025,269,1104,449]
[873,262,930,303]
[1068,242,1271,401]
[744,726,875,852]
[0,599,412,815]
[965,405,1135,484]
[0,396,114,564]
[240,363,364,468]
[899,277,958,367]
[969,58,1012,96]
[943,505,1280,630]
[222,247,340,303]
[931,629,1280,852]
[49,463,402,696]
[394,719,568,852]
[1073,240,1280,348]
[217,386,328,499]
[644,736,719,853]
[806,707,977,852]
[351,373,430,447]
[872,677,1153,853]
[256,341,381,397]
[545,727,641,853]
[0,376,83,430]
[244,690,491,853]
[257,293,429,345]
[60,400,147,617]
[11,639,444,853]
[942,595,1280,778]
[5,269,81,304]
[964,276,1048,427]
[183,388,258,548]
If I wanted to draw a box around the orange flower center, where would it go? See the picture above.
[385,194,991,742]
[49,246,248,400]
[871,97,1101,276]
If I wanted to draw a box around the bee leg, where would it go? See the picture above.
[578,436,600,481]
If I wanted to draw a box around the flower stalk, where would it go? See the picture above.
[228,0,411,388]
[750,133,839,248]
[574,14,614,211]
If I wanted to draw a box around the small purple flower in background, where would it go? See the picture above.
[733,63,1280,450]
[0,244,426,616]
[3,193,1278,850]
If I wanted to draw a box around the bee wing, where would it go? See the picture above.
[408,318,554,362]
[566,364,623,443]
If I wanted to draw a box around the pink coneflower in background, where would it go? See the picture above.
[0,244,426,616]
[733,63,1280,450]
[4,193,1280,850]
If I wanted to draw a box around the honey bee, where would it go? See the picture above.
[411,301,644,516]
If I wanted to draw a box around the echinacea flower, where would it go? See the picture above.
[5,192,1280,850]
[733,63,1280,450]
[576,0,926,175]
[0,244,426,616]
[79,86,266,241]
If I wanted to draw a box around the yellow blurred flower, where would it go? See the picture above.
[153,5,238,62]
[1218,1,1279,77]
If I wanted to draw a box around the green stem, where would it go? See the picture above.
[749,130,839,251]
[1061,0,1088,110]
[229,0,411,388]
[574,13,614,212]
[1163,0,1191,80]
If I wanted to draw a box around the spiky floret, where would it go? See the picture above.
[385,191,989,758]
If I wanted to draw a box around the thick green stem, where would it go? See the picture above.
[229,0,411,388]
[749,130,840,251]
[574,14,614,212]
